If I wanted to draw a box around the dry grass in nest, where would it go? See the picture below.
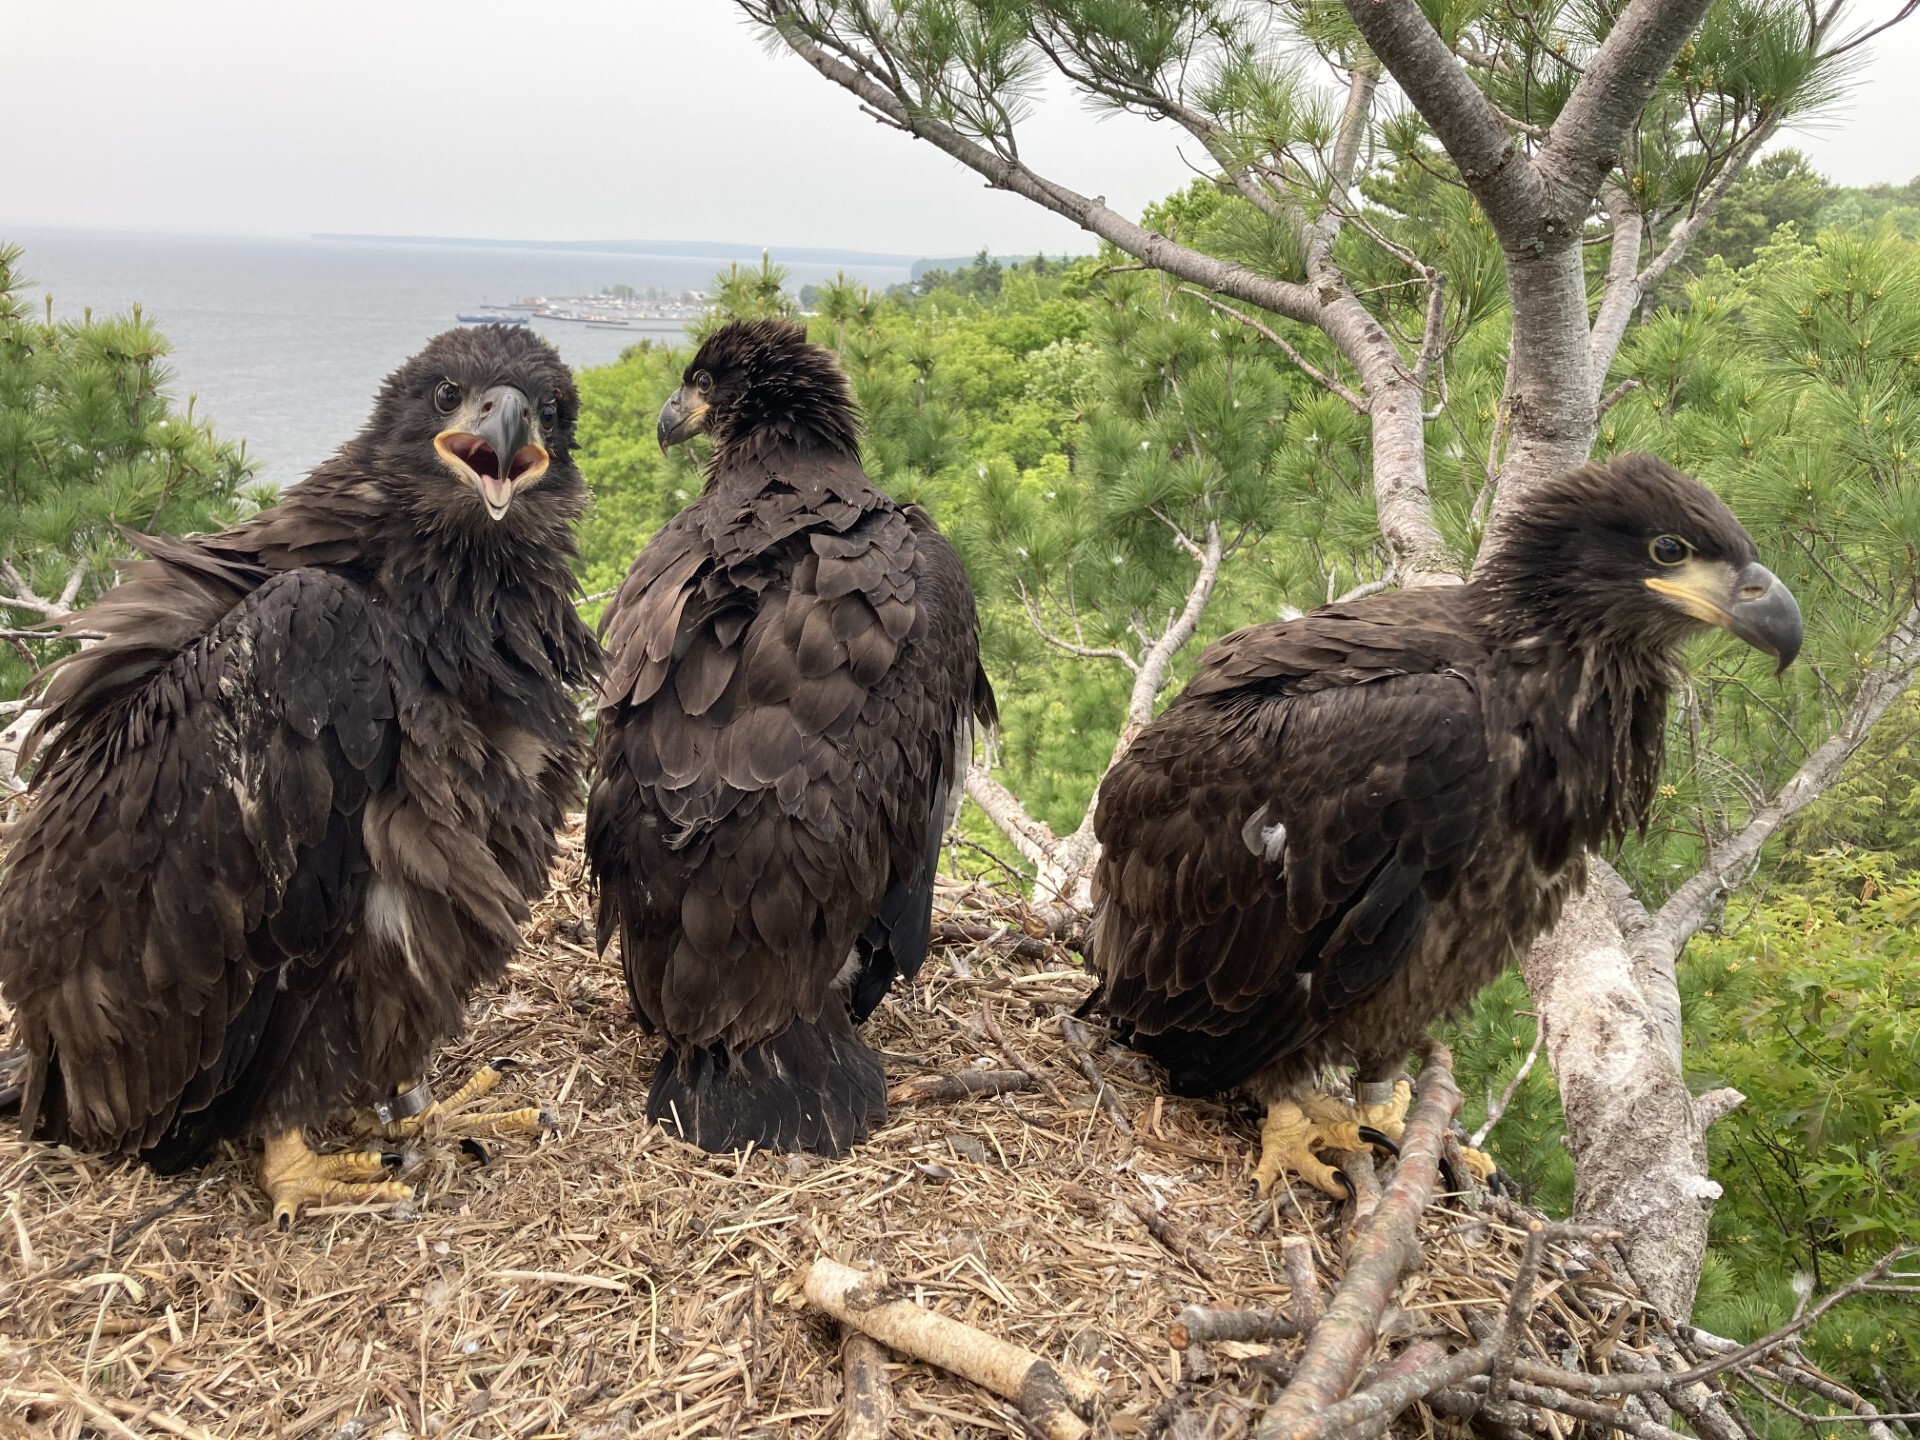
[2,821,1685,1438]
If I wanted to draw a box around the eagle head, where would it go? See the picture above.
[349,325,582,528]
[1484,453,1804,673]
[656,318,859,463]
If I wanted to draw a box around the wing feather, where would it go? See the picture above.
[0,568,399,1160]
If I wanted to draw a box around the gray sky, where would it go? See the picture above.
[5,1,1917,254]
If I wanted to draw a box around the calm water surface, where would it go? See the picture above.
[8,228,912,488]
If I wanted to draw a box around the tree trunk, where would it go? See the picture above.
[1521,883,1712,1317]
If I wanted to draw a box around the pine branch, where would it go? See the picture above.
[1176,288,1366,412]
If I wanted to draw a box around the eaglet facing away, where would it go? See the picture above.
[589,318,995,1156]
[1086,455,1803,1199]
[0,326,599,1227]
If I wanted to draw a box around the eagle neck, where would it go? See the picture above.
[1473,586,1674,867]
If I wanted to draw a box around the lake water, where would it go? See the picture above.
[6,227,916,488]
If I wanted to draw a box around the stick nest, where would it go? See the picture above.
[0,823,1721,1437]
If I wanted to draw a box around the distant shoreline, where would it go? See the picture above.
[313,233,923,269]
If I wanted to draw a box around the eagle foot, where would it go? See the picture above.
[1251,1095,1397,1200]
[1356,1077,1413,1144]
[368,1060,556,1142]
[1451,1140,1504,1189]
[259,1129,412,1231]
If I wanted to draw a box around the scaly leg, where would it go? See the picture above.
[259,1129,411,1231]
[363,1059,554,1143]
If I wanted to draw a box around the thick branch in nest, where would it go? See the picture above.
[1255,1044,1463,1438]
[804,1258,1099,1440]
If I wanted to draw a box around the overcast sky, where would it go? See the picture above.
[5,1,1917,256]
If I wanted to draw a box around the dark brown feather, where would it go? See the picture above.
[589,322,993,1156]
[0,326,599,1168]
[1088,454,1778,1104]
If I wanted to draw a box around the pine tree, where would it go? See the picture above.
[0,242,260,785]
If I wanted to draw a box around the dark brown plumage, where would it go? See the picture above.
[588,319,995,1156]
[1086,455,1803,1196]
[0,326,598,1223]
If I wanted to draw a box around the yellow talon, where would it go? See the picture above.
[361,1062,556,1142]
[259,1129,412,1231]
[1453,1142,1501,1184]
[1356,1078,1413,1143]
[1252,1098,1366,1199]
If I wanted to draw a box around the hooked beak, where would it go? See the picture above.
[657,385,709,453]
[1647,558,1804,674]
[434,385,550,521]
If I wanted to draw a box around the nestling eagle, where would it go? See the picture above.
[1086,455,1802,1197]
[588,318,994,1156]
[0,326,598,1227]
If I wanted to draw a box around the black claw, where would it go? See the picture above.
[1356,1125,1401,1158]
[489,1056,519,1072]
[379,1151,405,1169]
[1331,1169,1357,1202]
[276,1212,291,1233]
[536,1110,560,1130]
[1487,1166,1516,1197]
[460,1138,492,1166]
[1439,1155,1461,1194]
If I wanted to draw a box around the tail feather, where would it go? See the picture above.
[648,1007,885,1157]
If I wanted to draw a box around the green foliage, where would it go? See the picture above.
[1685,851,1920,1384]
[0,242,257,701]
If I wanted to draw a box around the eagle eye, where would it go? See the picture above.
[434,379,461,414]
[1649,535,1690,566]
[539,396,559,430]
[693,370,714,396]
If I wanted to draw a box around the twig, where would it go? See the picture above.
[1175,287,1368,413]
[980,1004,1066,1107]
[803,1258,1096,1440]
[1488,1221,1547,1402]
[1058,1017,1131,1135]
[1124,1196,1223,1284]
[1168,1305,1303,1352]
[886,1069,1032,1106]
[54,1175,214,1279]
[1281,1235,1324,1331]
[1255,1044,1464,1438]
[1509,1249,1914,1396]
[841,1329,896,1440]
[1470,1016,1541,1148]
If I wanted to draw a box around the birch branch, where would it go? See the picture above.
[803,1258,1097,1440]
[964,765,1059,872]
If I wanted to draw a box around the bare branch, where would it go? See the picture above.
[0,560,68,620]
[1469,1016,1542,1149]
[1651,601,1920,948]
[748,5,1324,329]
[1590,187,1648,394]
[1014,582,1141,673]
[1412,270,1448,391]
[55,560,87,614]
[1178,287,1366,412]
[963,765,1059,872]
[1598,378,1645,418]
